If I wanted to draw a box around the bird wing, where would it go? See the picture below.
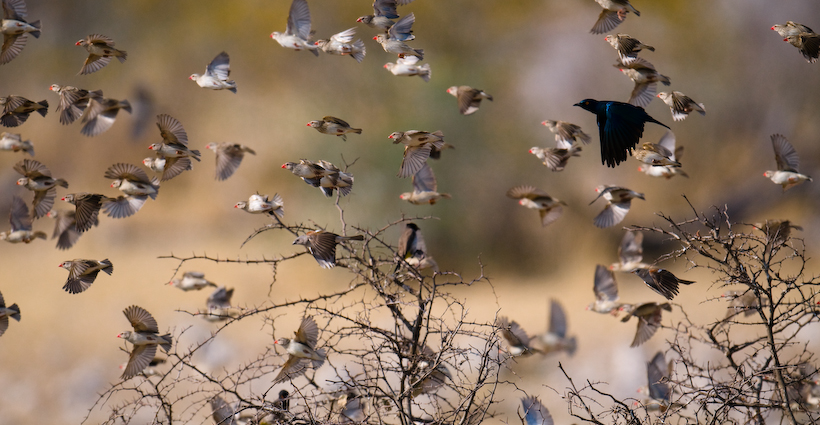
[628,81,657,108]
[214,146,245,181]
[656,130,677,160]
[308,232,338,268]
[210,396,237,425]
[398,144,432,178]
[593,264,619,302]
[8,195,31,231]
[457,87,483,115]
[286,0,312,40]
[3,0,27,19]
[206,52,231,81]
[539,204,564,227]
[295,315,319,347]
[31,187,55,219]
[634,268,679,300]
[507,185,550,200]
[411,162,437,192]
[397,223,418,258]
[372,0,399,19]
[80,54,111,75]
[0,33,26,65]
[388,12,415,40]
[161,157,193,182]
[207,287,233,309]
[156,114,189,145]
[102,195,147,219]
[630,306,662,347]
[521,396,554,425]
[547,299,568,338]
[330,27,356,44]
[14,158,50,178]
[593,201,630,228]
[123,305,159,333]
[647,352,672,401]
[618,231,643,266]
[590,9,623,34]
[104,163,151,184]
[121,343,157,380]
[771,134,799,172]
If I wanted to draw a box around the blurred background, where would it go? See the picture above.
[1,0,820,423]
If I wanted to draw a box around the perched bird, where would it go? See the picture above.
[1,95,47,127]
[315,28,366,63]
[446,85,493,115]
[384,56,431,81]
[590,0,640,34]
[642,352,675,412]
[722,290,762,320]
[657,91,705,121]
[589,185,644,228]
[117,305,173,380]
[14,158,69,218]
[536,299,577,356]
[148,114,201,181]
[632,267,694,300]
[273,316,326,383]
[61,192,111,233]
[389,130,446,178]
[49,84,102,125]
[337,392,366,422]
[307,116,362,141]
[210,395,238,425]
[529,145,582,171]
[609,230,649,271]
[521,396,554,425]
[358,3,415,38]
[292,230,365,268]
[270,0,319,55]
[0,131,33,155]
[234,193,284,218]
[615,57,670,107]
[201,286,237,322]
[764,134,812,191]
[168,271,217,291]
[772,22,820,63]
[496,316,540,357]
[374,33,423,59]
[541,120,591,148]
[0,196,44,243]
[574,99,669,167]
[189,51,236,93]
[587,264,623,315]
[58,258,113,294]
[0,0,40,65]
[619,302,671,347]
[638,131,687,179]
[604,34,654,64]
[79,97,132,137]
[0,288,20,337]
[394,222,437,273]
[407,344,450,398]
[75,34,127,75]
[46,210,95,250]
[205,143,255,181]
[506,185,566,227]
[104,163,159,219]
[635,138,681,167]
[399,162,451,205]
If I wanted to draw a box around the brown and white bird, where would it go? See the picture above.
[536,299,577,356]
[496,316,540,357]
[315,28,366,63]
[587,264,623,315]
[722,290,762,320]
[270,0,319,55]
[446,86,493,115]
[0,288,20,337]
[205,143,255,181]
[79,97,132,137]
[753,219,802,247]
[61,192,111,233]
[189,51,236,93]
[0,195,45,243]
[0,0,40,65]
[507,185,566,227]
[772,22,820,63]
[148,114,200,181]
[615,57,670,108]
[637,131,687,179]
[590,0,640,34]
[374,33,423,59]
[632,267,694,300]
[0,131,33,155]
[210,395,239,425]
[273,316,326,383]
[389,130,446,178]
[117,305,173,380]
[46,209,96,250]
[58,258,113,294]
[234,193,284,218]
[529,145,582,171]
[604,34,654,64]
[394,222,438,273]
[283,159,338,195]
[764,134,812,191]
[357,2,416,37]
[1,95,47,127]
[656,91,705,122]
[307,116,362,141]
[609,230,649,271]
[521,396,554,425]
[589,185,644,228]
[634,137,681,167]
[384,56,431,81]
[14,158,68,218]
[49,84,102,125]
[641,352,675,412]
[399,162,451,205]
[292,230,364,268]
[168,271,217,291]
[75,34,127,75]
[541,120,592,149]
[201,286,238,322]
[103,163,159,219]
[619,302,671,347]
[315,160,354,197]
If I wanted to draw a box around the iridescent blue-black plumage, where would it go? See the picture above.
[574,99,669,168]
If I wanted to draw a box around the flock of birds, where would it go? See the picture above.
[1,0,819,422]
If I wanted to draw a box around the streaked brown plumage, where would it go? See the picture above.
[76,34,127,75]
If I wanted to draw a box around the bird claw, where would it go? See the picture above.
[618,8,628,20]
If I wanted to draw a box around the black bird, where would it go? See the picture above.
[574,99,669,168]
